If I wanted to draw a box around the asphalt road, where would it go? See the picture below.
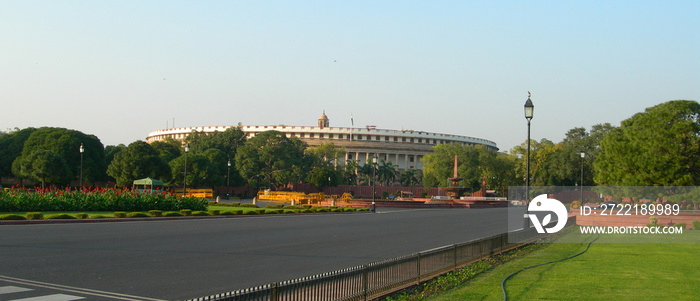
[0,207,522,300]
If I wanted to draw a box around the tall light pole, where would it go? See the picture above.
[79,143,84,188]
[371,155,378,212]
[183,144,189,197]
[580,150,585,207]
[524,92,534,229]
[227,159,231,199]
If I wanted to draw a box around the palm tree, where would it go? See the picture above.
[400,169,419,187]
[377,160,398,185]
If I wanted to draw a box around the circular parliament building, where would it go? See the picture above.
[146,112,498,172]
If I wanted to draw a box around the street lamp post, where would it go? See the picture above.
[227,159,231,199]
[580,150,585,207]
[524,92,534,229]
[183,144,189,197]
[371,155,378,212]
[79,143,84,188]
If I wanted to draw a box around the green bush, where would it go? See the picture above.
[90,215,109,219]
[283,205,302,210]
[192,211,210,216]
[163,212,183,217]
[686,204,694,210]
[649,216,659,225]
[673,223,687,229]
[255,209,266,214]
[46,214,76,219]
[75,213,89,219]
[127,212,149,218]
[149,210,163,217]
[266,210,279,214]
[114,212,127,218]
[209,210,221,215]
[220,211,235,215]
[244,210,258,215]
[302,205,313,209]
[316,208,328,213]
[231,202,241,207]
[240,203,258,208]
[180,209,192,216]
[284,210,296,214]
[692,221,700,230]
[301,209,313,213]
[266,204,284,209]
[344,208,356,212]
[0,214,26,220]
[26,212,44,220]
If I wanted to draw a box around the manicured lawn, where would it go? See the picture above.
[429,231,700,300]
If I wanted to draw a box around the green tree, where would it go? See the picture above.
[14,150,71,188]
[377,160,398,185]
[0,127,36,178]
[399,169,420,187]
[342,160,359,185]
[421,143,482,192]
[13,127,105,184]
[235,131,309,190]
[184,128,247,186]
[305,162,342,190]
[106,141,171,187]
[594,100,700,186]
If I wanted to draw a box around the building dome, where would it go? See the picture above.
[318,110,329,129]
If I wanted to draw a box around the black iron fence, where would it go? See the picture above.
[189,217,575,301]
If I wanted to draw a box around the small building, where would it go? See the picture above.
[132,177,164,193]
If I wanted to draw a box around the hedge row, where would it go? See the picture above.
[0,187,207,212]
[0,207,369,221]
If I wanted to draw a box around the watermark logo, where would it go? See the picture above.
[528,194,568,234]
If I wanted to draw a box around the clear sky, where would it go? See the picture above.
[2,1,698,152]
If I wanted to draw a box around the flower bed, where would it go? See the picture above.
[0,186,207,212]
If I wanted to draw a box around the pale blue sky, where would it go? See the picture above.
[2,1,698,151]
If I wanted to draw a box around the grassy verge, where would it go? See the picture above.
[426,230,700,301]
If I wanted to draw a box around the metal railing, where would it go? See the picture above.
[189,217,575,301]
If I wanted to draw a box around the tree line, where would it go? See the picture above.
[1,100,697,193]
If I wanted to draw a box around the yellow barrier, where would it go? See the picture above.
[174,189,213,198]
[257,191,327,204]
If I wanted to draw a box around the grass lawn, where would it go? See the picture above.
[428,230,700,301]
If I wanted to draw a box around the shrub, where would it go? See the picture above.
[209,210,221,215]
[331,208,343,212]
[255,209,266,214]
[26,212,44,220]
[180,209,192,216]
[231,202,241,207]
[649,216,659,225]
[192,211,210,216]
[240,203,258,208]
[149,210,163,217]
[220,211,235,215]
[266,210,279,214]
[0,214,26,220]
[266,204,284,209]
[114,212,127,218]
[344,208,356,212]
[283,205,302,209]
[686,204,694,210]
[244,210,258,215]
[90,215,109,219]
[316,208,328,213]
[75,213,89,219]
[284,210,296,214]
[693,221,700,230]
[303,205,313,209]
[127,212,149,218]
[673,223,687,229]
[163,212,183,217]
[570,200,581,209]
[301,209,313,213]
[46,214,76,219]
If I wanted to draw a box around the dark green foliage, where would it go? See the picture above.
[0,128,36,178]
[674,223,687,229]
[693,221,700,230]
[149,210,163,217]
[244,210,258,215]
[26,212,43,220]
[127,212,149,218]
[180,209,192,216]
[235,130,310,190]
[75,213,89,219]
[114,212,127,218]
[209,210,220,215]
[191,211,210,216]
[46,214,76,219]
[283,205,302,209]
[163,212,183,217]
[239,203,258,208]
[0,214,26,220]
[107,141,171,187]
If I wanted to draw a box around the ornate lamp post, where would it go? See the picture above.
[580,150,585,207]
[79,143,84,188]
[371,155,378,212]
[183,144,189,197]
[524,92,534,229]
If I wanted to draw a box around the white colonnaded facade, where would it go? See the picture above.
[146,112,498,172]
